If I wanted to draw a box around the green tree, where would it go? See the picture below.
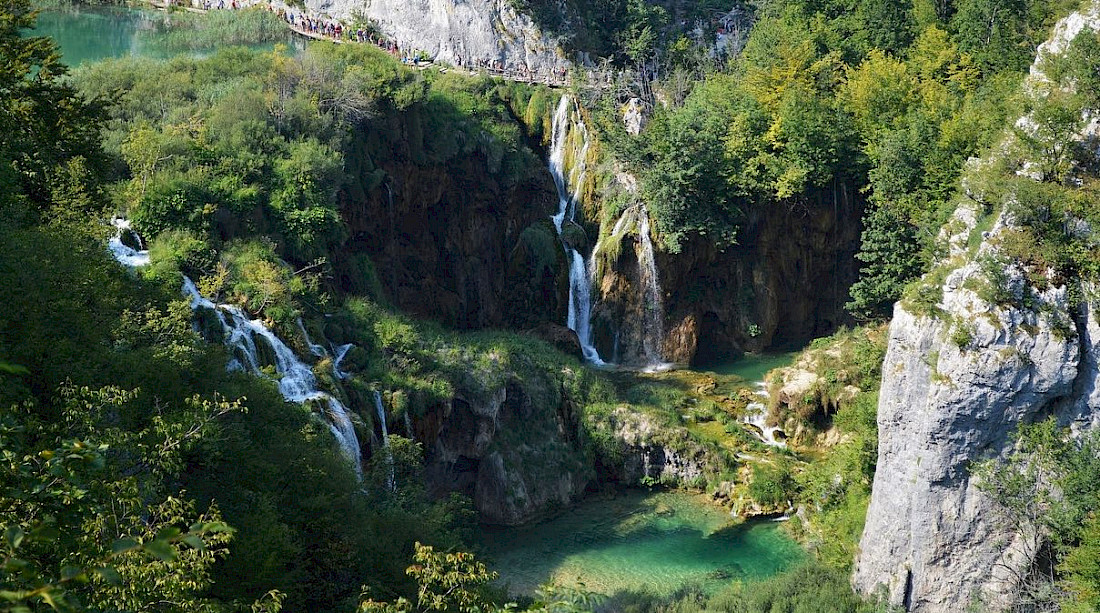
[0,386,243,612]
[0,0,105,216]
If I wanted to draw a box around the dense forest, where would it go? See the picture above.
[4,0,1100,610]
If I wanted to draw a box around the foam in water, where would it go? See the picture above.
[548,95,603,364]
[180,276,364,475]
[744,382,786,448]
[107,218,150,268]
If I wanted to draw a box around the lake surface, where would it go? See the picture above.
[480,490,804,597]
[32,6,294,66]
[695,352,798,383]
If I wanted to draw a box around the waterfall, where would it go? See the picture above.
[332,343,354,380]
[743,382,786,448]
[107,218,150,268]
[636,206,669,370]
[297,318,327,358]
[548,95,603,364]
[374,391,395,491]
[106,218,365,477]
[590,204,669,370]
[180,276,364,475]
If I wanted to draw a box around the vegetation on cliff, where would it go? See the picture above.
[585,0,1076,310]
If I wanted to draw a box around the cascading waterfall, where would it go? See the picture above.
[107,218,150,267]
[590,204,669,370]
[743,382,786,448]
[106,218,365,479]
[548,95,603,364]
[373,391,395,491]
[180,277,365,474]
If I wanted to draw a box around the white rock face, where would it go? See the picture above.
[853,7,1100,610]
[302,0,570,73]
[852,236,1085,609]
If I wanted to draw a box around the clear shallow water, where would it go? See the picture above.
[32,6,290,66]
[480,490,804,597]
[696,352,798,383]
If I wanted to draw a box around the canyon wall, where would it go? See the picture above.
[302,0,570,74]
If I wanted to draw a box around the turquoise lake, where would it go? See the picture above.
[480,490,805,597]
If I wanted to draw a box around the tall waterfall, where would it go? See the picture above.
[374,391,394,491]
[180,277,364,476]
[635,206,667,369]
[591,204,669,369]
[549,95,603,364]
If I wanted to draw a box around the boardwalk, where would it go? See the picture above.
[151,0,572,88]
[283,19,571,87]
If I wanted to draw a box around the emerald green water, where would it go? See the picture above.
[480,490,805,597]
[32,6,290,66]
[696,352,798,382]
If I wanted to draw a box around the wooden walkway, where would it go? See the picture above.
[284,22,570,87]
[150,0,571,88]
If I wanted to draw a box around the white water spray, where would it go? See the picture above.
[743,382,786,448]
[548,95,603,364]
[180,277,364,475]
[107,218,150,268]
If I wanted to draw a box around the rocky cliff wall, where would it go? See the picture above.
[591,184,863,366]
[302,0,570,74]
[336,110,570,333]
[417,376,592,525]
[852,208,1093,609]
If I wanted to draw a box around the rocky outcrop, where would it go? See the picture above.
[852,212,1087,608]
[302,0,570,74]
[419,377,592,525]
[588,406,730,488]
[592,185,863,366]
[336,112,569,331]
[853,7,1100,610]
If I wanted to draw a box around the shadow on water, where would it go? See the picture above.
[478,490,804,598]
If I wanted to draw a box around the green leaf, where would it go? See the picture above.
[181,534,205,551]
[155,526,181,541]
[94,566,122,586]
[111,538,139,554]
[60,564,84,581]
[4,526,24,550]
[143,539,176,561]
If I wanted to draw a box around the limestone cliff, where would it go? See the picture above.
[302,0,570,74]
[853,8,1100,609]
[336,105,570,332]
[591,185,863,367]
[416,373,592,525]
